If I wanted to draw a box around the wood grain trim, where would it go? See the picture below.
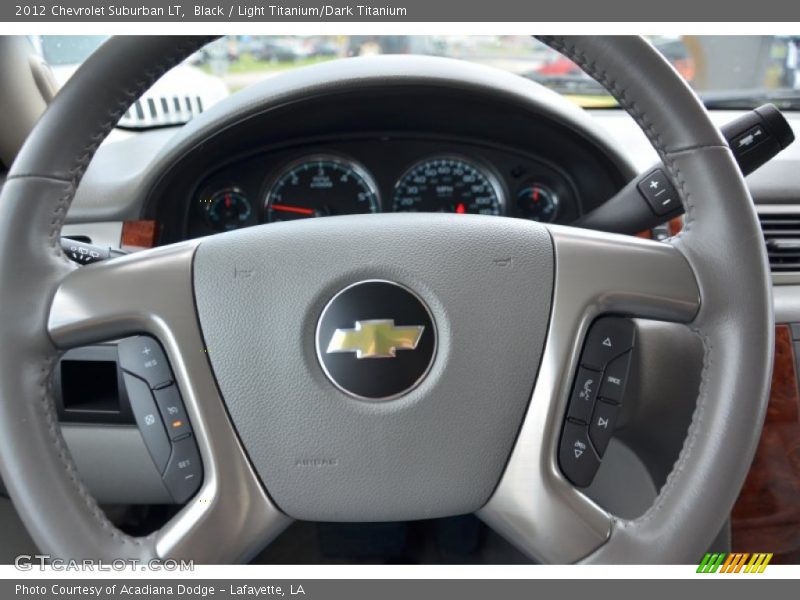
[667,217,683,237]
[121,220,158,250]
[636,217,683,239]
[731,325,800,563]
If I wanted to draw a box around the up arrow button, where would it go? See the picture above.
[581,317,635,370]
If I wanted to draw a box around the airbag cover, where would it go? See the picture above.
[193,213,553,521]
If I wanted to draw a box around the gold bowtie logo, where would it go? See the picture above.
[326,319,425,359]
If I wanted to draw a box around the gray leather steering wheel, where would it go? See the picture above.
[0,35,773,563]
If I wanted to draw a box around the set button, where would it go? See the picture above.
[162,435,203,504]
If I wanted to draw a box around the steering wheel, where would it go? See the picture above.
[0,35,773,564]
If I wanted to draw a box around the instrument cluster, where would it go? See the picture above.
[186,138,582,237]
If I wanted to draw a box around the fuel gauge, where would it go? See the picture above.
[202,187,252,231]
[516,183,559,223]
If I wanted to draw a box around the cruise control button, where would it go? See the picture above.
[558,421,601,488]
[163,435,203,504]
[154,384,192,441]
[599,351,633,404]
[123,373,171,474]
[117,336,173,389]
[581,317,635,370]
[589,400,620,457]
[567,367,601,423]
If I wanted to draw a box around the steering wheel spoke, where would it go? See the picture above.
[48,242,291,562]
[546,225,700,323]
[478,226,700,563]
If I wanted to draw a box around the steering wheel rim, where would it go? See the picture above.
[0,35,773,563]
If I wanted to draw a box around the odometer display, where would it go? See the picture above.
[392,157,503,215]
[265,156,379,223]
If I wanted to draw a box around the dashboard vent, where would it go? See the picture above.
[118,95,204,129]
[760,213,800,272]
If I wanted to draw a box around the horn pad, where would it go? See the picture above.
[193,213,553,521]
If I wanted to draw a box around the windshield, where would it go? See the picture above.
[33,35,800,128]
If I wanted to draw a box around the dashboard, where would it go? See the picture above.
[186,136,582,238]
[117,60,636,244]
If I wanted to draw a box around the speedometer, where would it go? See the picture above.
[265,155,380,223]
[392,157,503,215]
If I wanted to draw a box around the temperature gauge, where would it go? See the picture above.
[516,183,559,223]
[202,187,252,231]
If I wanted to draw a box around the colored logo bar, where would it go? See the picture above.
[697,553,773,573]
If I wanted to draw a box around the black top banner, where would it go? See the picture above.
[4,0,800,22]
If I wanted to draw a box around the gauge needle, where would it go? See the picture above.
[270,203,315,216]
[455,202,466,214]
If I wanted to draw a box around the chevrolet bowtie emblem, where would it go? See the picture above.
[326,319,425,359]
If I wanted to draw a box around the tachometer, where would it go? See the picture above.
[265,156,380,223]
[392,157,503,215]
